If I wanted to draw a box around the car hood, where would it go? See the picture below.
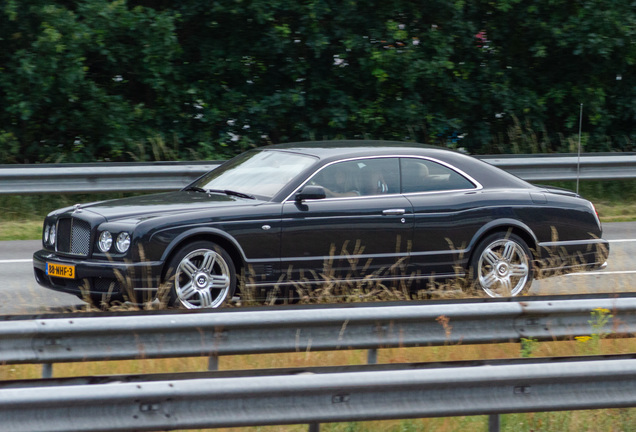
[72,191,265,221]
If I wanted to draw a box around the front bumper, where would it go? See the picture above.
[33,249,164,301]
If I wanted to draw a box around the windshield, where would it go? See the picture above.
[190,150,317,200]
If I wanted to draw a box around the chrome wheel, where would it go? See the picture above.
[173,246,233,309]
[473,234,532,297]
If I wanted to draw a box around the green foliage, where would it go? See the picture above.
[1,0,634,163]
[575,307,614,355]
[0,0,181,162]
[520,337,539,358]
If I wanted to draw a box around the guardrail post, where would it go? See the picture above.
[489,413,500,432]
[308,423,320,432]
[208,354,219,371]
[367,348,378,365]
[41,363,53,379]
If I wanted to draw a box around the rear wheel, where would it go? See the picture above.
[470,232,533,297]
[165,241,236,309]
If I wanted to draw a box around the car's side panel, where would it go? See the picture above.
[280,195,414,285]
[144,202,285,283]
[404,190,492,277]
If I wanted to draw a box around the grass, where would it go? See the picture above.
[596,201,636,222]
[541,179,636,222]
[0,219,42,240]
[0,192,143,241]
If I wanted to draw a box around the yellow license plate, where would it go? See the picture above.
[47,263,75,279]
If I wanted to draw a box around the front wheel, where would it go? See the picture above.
[165,241,236,309]
[470,232,533,297]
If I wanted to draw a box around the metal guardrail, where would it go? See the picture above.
[0,161,220,194]
[1,296,632,368]
[3,356,636,432]
[0,153,634,194]
[479,153,636,181]
[0,296,635,431]
[0,296,634,431]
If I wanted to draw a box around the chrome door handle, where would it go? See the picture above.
[382,209,406,216]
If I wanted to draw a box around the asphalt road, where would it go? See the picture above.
[1,222,635,315]
[531,221,636,295]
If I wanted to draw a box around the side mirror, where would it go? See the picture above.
[295,185,326,202]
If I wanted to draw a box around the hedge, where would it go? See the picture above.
[1,0,634,163]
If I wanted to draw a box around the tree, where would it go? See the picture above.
[1,0,634,163]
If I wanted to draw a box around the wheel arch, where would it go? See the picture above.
[158,228,247,281]
[466,219,539,269]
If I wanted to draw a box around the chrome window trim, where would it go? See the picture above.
[283,155,483,203]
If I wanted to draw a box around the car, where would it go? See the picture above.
[33,140,609,309]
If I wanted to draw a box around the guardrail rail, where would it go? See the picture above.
[1,153,634,194]
[2,296,635,371]
[3,355,636,432]
[2,296,636,431]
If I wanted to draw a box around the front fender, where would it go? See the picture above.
[150,226,249,264]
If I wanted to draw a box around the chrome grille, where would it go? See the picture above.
[56,217,91,256]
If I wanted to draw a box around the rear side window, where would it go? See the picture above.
[400,158,475,193]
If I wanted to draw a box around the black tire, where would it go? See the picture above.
[469,232,533,297]
[165,241,236,309]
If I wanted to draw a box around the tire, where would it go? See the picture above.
[469,232,533,297]
[165,241,236,309]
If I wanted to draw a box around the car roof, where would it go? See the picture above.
[262,140,532,189]
[263,140,439,159]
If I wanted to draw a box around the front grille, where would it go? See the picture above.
[56,217,91,256]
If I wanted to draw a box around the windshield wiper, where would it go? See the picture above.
[184,186,255,200]
[183,186,208,193]
[206,189,256,200]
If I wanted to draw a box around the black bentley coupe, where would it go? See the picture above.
[33,141,609,309]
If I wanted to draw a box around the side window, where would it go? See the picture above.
[310,160,361,198]
[400,158,475,193]
[357,158,399,196]
[310,158,399,197]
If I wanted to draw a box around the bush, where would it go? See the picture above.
[1,0,634,163]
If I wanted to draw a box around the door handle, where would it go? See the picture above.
[382,209,406,215]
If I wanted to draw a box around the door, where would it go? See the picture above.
[280,157,413,288]
[400,157,482,279]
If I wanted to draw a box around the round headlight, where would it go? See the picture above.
[49,225,56,246]
[115,232,131,253]
[44,225,50,244]
[98,231,113,252]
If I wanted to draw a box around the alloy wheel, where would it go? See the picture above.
[174,248,231,309]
